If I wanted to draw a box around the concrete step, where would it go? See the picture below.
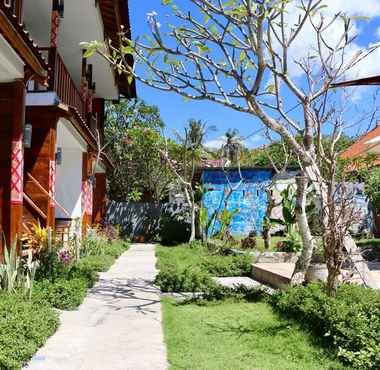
[213,277,274,294]
[251,263,294,290]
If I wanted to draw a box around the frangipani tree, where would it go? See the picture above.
[82,0,380,295]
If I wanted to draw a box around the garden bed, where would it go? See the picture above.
[0,236,129,369]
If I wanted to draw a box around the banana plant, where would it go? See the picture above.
[270,186,297,235]
[199,207,209,242]
[217,208,239,240]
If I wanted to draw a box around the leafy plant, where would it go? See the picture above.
[0,241,20,292]
[21,221,50,253]
[0,293,59,370]
[80,228,110,257]
[199,207,209,241]
[276,231,303,252]
[35,246,70,282]
[23,250,39,300]
[271,186,297,235]
[216,208,239,239]
[364,167,380,214]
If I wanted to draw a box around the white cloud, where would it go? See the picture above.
[376,26,380,39]
[204,134,264,150]
[204,136,226,149]
[324,0,380,17]
[272,0,380,81]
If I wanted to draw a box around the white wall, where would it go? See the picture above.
[55,149,83,218]
[55,119,87,219]
[23,0,119,99]
[0,35,24,82]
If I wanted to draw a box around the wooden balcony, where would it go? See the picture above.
[3,0,23,23]
[28,47,101,141]
[43,47,87,121]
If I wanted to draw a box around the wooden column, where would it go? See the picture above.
[0,80,26,252]
[92,173,107,224]
[81,152,93,235]
[24,107,58,230]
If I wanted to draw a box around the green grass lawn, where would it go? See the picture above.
[156,243,206,270]
[156,237,285,271]
[162,298,345,370]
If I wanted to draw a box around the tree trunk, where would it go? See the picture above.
[263,226,271,250]
[326,255,340,297]
[303,164,377,294]
[263,187,275,250]
[291,175,315,285]
[184,186,196,243]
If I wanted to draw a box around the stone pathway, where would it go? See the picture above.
[25,244,168,370]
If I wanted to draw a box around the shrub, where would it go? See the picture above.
[33,278,88,310]
[80,228,110,257]
[200,255,252,276]
[104,241,129,257]
[70,255,115,278]
[271,283,380,369]
[99,222,120,241]
[35,247,71,282]
[0,293,58,370]
[159,204,191,245]
[155,266,213,293]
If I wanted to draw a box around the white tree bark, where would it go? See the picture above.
[291,175,315,285]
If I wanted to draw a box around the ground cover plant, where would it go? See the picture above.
[162,298,345,370]
[32,239,129,310]
[155,242,252,292]
[272,283,380,369]
[0,293,59,370]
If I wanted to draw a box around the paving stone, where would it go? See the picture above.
[25,244,168,370]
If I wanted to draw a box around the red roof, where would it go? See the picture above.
[341,125,380,166]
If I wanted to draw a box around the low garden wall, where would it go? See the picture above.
[230,248,300,263]
[106,200,190,243]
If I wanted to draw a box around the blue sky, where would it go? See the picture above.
[129,0,380,148]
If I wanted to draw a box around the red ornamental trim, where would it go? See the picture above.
[81,180,93,216]
[10,140,23,205]
[87,181,93,216]
[50,11,59,47]
[81,180,87,214]
[49,160,56,207]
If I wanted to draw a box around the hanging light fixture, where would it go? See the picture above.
[24,123,32,149]
[56,147,63,165]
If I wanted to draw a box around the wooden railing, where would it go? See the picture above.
[4,0,23,23]
[27,47,102,139]
[37,47,87,123]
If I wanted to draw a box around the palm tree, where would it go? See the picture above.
[222,129,244,166]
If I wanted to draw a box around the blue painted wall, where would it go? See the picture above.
[202,169,274,237]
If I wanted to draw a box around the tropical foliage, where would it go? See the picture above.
[105,98,177,201]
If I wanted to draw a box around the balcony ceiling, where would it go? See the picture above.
[24,0,119,99]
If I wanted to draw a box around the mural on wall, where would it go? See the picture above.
[202,168,274,237]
